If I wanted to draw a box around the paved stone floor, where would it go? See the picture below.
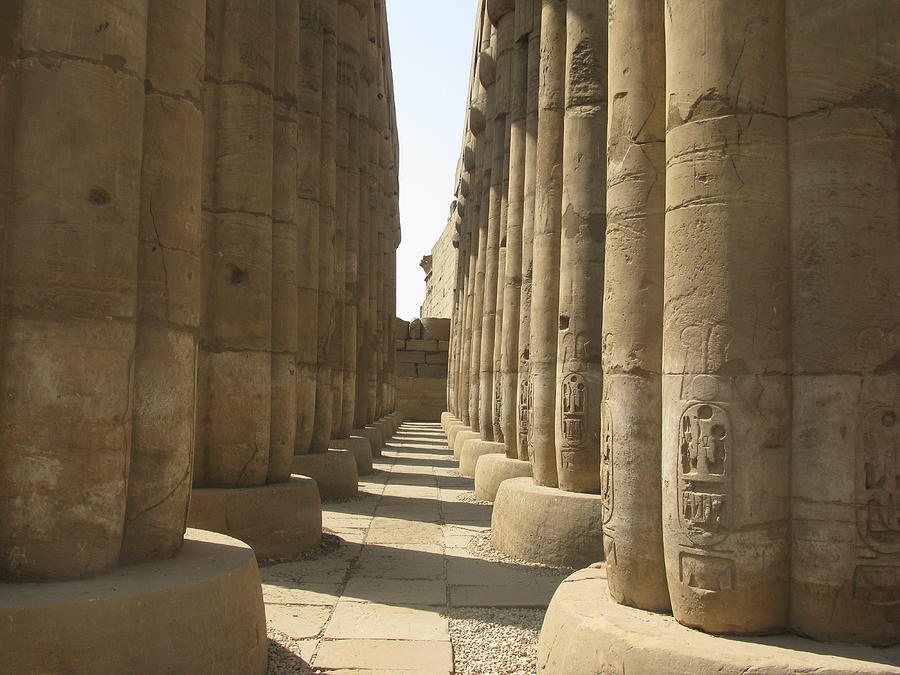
[264,422,566,674]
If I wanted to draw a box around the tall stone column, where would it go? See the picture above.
[268,0,301,483]
[0,1,150,579]
[478,21,506,442]
[554,0,606,493]
[516,0,542,461]
[460,137,480,426]
[196,0,276,487]
[295,0,323,454]
[788,0,899,647]
[499,0,531,457]
[663,0,791,634]
[528,0,565,487]
[337,0,363,437]
[312,0,339,451]
[601,0,669,611]
[123,0,206,562]
[468,10,493,432]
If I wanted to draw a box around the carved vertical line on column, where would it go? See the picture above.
[529,0,566,487]
[0,1,149,579]
[516,0,541,462]
[123,0,205,562]
[602,0,669,611]
[663,0,790,634]
[312,0,338,451]
[788,0,900,647]
[554,0,606,494]
[295,0,324,454]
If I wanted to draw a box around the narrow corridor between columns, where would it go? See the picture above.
[265,422,572,674]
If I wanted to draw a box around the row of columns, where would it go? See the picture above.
[0,0,400,582]
[447,0,898,647]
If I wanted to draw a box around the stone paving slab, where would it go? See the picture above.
[325,602,450,640]
[342,577,447,606]
[314,639,453,673]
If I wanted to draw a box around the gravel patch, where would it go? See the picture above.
[266,633,316,674]
[259,533,343,567]
[467,531,575,577]
[448,607,544,675]
[456,491,492,506]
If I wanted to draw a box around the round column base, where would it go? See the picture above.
[357,426,384,457]
[447,422,469,449]
[474,454,533,501]
[538,564,900,675]
[292,450,359,500]
[441,412,461,433]
[491,477,604,568]
[330,436,374,475]
[452,430,481,460]
[459,439,505,478]
[0,529,268,675]
[386,411,404,433]
[373,419,394,445]
[188,477,322,560]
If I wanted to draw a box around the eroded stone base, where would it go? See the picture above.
[447,423,471,450]
[474,454,533,501]
[441,412,460,433]
[357,426,384,457]
[452,430,481,460]
[292,450,359,501]
[459,439,505,478]
[537,565,900,675]
[0,529,267,675]
[373,418,394,446]
[331,436,374,475]
[188,478,322,560]
[491,477,604,568]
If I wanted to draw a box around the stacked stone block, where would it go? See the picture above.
[395,318,451,421]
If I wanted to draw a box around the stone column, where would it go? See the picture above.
[123,0,206,562]
[312,0,339,451]
[516,0,542,461]
[468,9,493,433]
[788,0,899,647]
[663,0,791,634]
[528,0,565,487]
[490,2,515,443]
[337,0,363,437]
[601,0,669,611]
[0,1,150,579]
[196,0,276,487]
[478,22,505,442]
[499,0,531,458]
[554,0,606,493]
[295,0,323,454]
[460,137,480,427]
[268,0,301,483]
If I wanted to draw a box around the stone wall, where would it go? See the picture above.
[395,317,450,421]
[419,215,458,319]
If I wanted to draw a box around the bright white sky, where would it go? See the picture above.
[386,0,478,320]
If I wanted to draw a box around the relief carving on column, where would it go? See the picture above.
[600,400,613,524]
[678,402,731,548]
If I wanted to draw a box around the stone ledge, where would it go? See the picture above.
[491,477,604,568]
[0,529,268,675]
[459,439,505,478]
[188,477,323,560]
[474,454,533,501]
[538,565,900,675]
[292,450,359,501]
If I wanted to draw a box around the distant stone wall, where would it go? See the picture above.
[419,217,457,319]
[394,317,450,421]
